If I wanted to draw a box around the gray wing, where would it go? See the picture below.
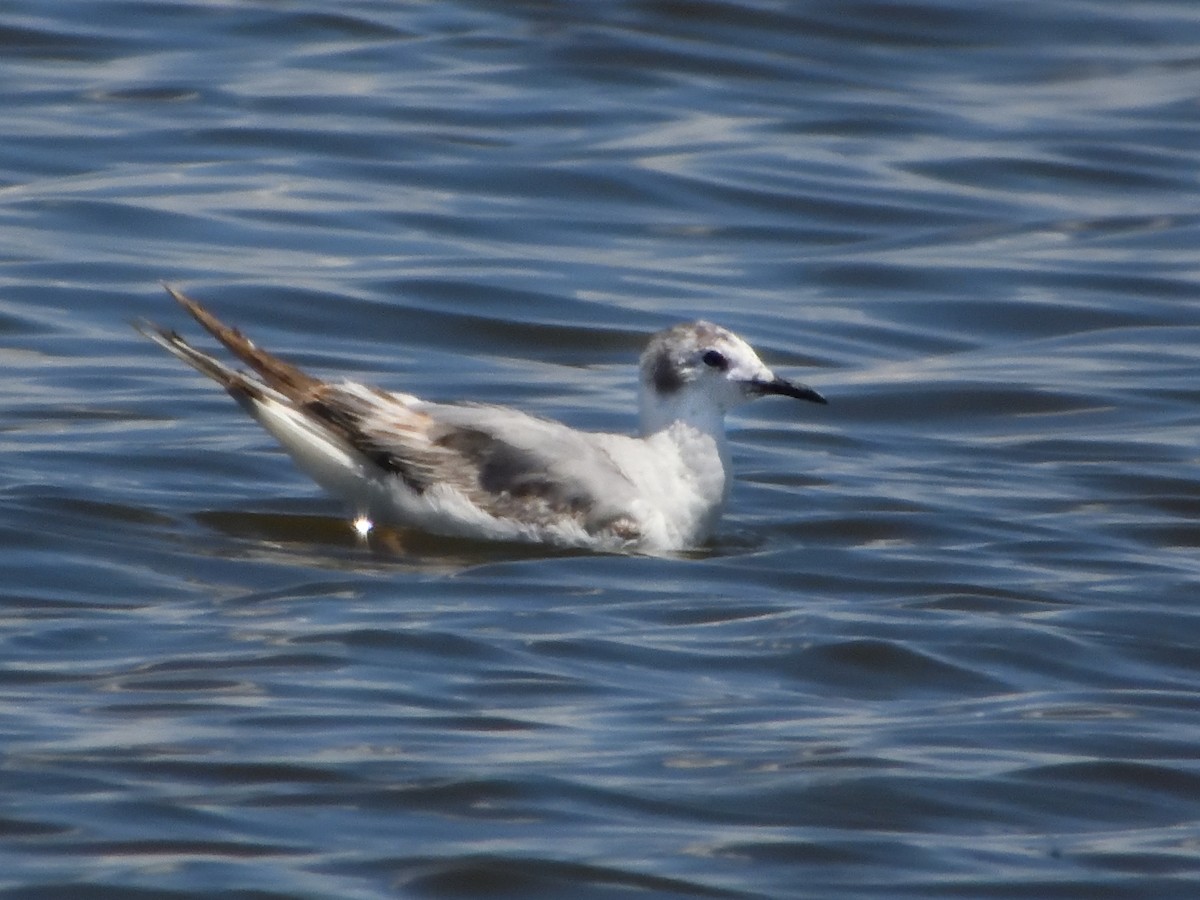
[139,287,642,540]
[352,394,643,539]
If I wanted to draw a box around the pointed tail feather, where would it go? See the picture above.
[161,284,322,401]
[133,318,273,405]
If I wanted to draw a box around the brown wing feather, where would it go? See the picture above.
[163,284,323,401]
[134,318,272,406]
[347,398,642,538]
[144,287,641,541]
[149,286,433,492]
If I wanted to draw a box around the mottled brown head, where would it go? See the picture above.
[637,321,825,435]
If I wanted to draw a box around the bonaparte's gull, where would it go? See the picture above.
[138,286,826,553]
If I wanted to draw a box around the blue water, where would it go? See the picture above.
[3,1,1200,897]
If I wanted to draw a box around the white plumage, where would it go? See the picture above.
[138,287,826,553]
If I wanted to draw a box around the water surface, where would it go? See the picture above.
[3,1,1200,897]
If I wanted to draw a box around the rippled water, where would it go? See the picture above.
[4,1,1200,897]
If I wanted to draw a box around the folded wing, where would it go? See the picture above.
[138,287,641,542]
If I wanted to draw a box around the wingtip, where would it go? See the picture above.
[131,315,171,343]
[132,284,198,348]
[150,282,322,399]
[161,282,203,317]
[133,316,193,361]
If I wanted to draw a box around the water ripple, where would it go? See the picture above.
[4,0,1200,897]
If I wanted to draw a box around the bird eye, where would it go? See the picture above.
[702,349,728,371]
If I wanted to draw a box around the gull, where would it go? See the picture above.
[137,286,826,553]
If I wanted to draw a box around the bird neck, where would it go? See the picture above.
[642,405,732,525]
[639,391,726,442]
[637,392,733,541]
[639,393,731,491]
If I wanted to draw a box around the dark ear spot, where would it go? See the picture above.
[651,349,683,394]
